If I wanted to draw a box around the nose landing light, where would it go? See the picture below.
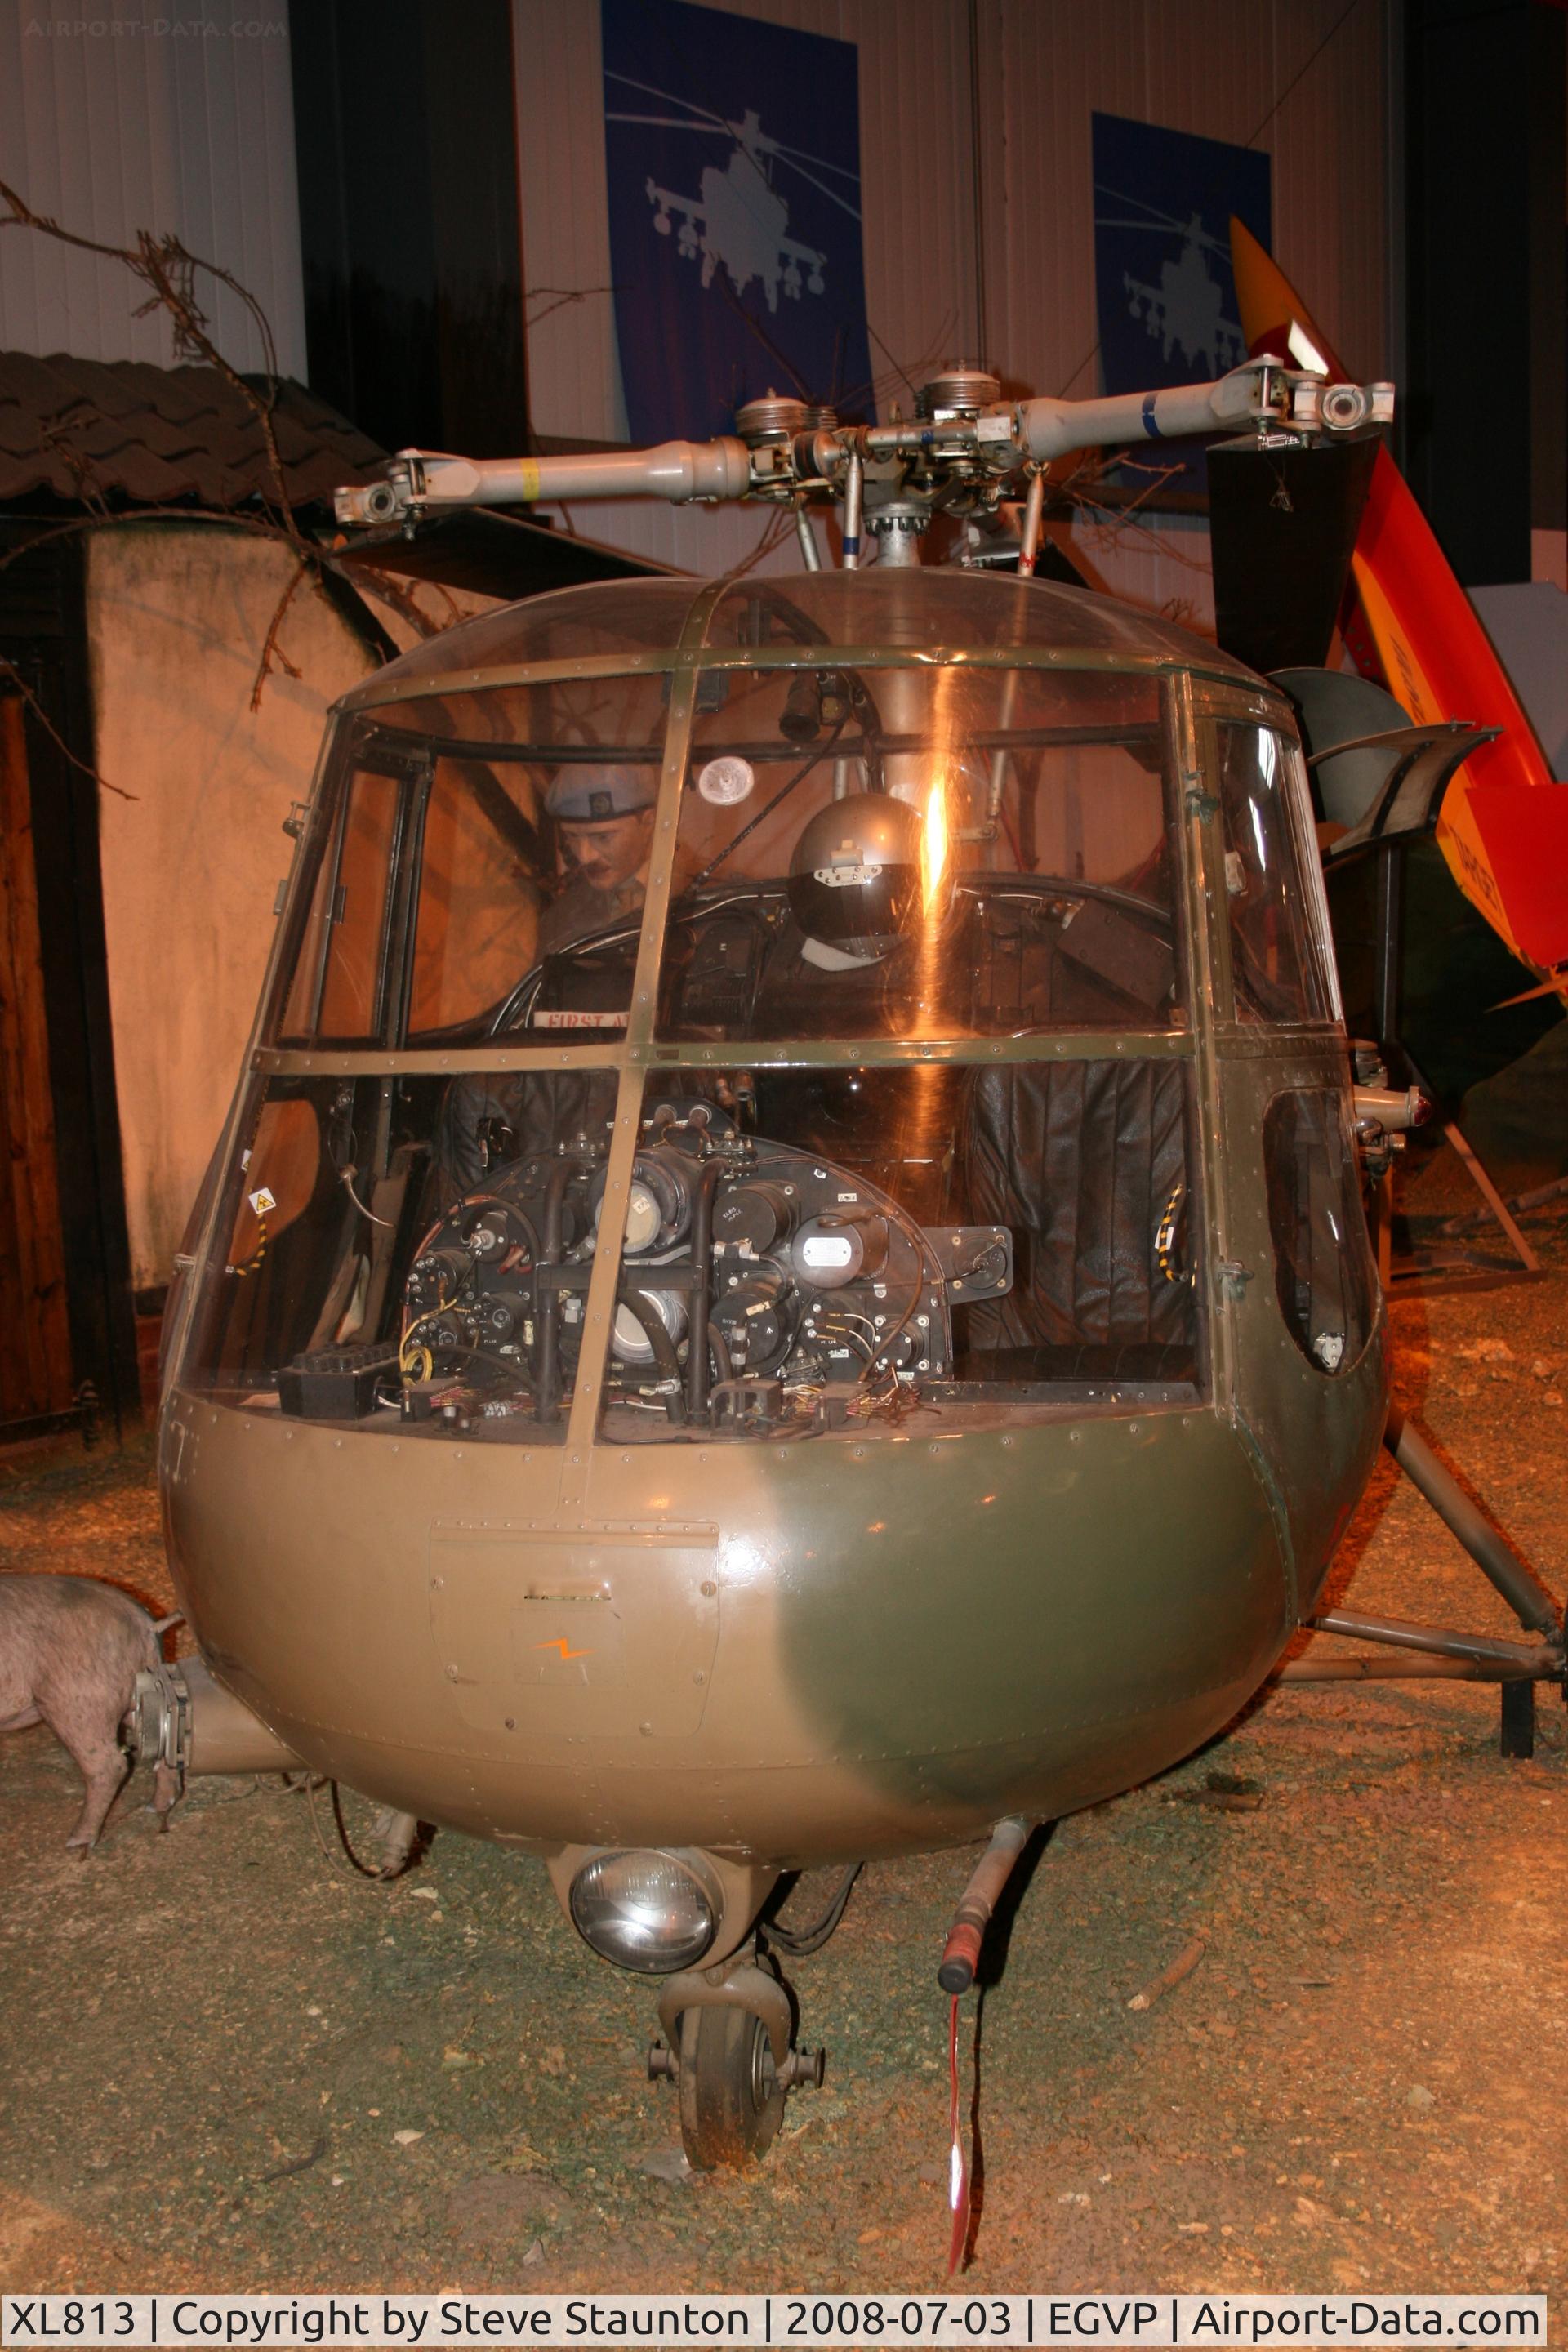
[568,1848,718,1973]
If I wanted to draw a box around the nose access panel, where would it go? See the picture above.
[428,1521,720,1739]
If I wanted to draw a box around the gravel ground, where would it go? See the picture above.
[1,1147,1564,2297]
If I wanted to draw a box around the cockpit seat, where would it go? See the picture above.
[959,1057,1196,1383]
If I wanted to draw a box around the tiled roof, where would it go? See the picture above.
[0,352,385,510]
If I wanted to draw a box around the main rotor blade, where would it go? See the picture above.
[604,69,729,132]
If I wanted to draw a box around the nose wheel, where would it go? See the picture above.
[647,1944,826,2170]
[678,2003,786,2168]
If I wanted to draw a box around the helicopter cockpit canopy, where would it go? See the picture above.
[179,568,1364,1450]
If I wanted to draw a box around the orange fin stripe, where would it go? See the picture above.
[1229,214,1564,982]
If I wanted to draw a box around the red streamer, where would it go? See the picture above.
[946,1991,969,2276]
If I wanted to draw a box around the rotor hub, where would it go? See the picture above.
[917,363,1001,421]
[735,390,814,448]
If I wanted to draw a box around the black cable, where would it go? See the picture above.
[869,1263,929,1394]
[617,1288,687,1423]
[706,1322,733,1387]
[299,1775,417,1886]
[686,1160,724,1421]
[764,1863,863,1957]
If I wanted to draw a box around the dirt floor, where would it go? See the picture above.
[2,1144,1565,2298]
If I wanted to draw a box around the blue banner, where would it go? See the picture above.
[1091,114,1272,484]
[602,0,873,444]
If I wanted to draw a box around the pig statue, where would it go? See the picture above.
[0,1575,182,1850]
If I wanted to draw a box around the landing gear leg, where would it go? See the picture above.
[647,1940,825,2171]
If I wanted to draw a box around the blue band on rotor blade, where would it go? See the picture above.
[1141,392,1164,439]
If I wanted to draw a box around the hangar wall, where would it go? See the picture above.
[513,0,1391,607]
[0,1,1392,610]
[87,523,374,1290]
[0,6,306,379]
[976,0,1389,404]
[83,525,497,1292]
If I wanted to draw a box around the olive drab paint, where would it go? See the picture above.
[153,567,1386,2142]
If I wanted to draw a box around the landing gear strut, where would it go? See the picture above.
[647,1940,825,2170]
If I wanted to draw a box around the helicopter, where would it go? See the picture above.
[135,349,1563,2181]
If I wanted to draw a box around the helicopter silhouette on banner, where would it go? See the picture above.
[1109,203,1250,378]
[635,100,832,314]
[1090,110,1271,483]
[602,0,873,441]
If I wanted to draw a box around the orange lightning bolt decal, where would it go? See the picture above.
[535,1637,591,1661]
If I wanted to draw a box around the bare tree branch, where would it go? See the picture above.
[249,559,309,711]
[0,178,304,549]
[345,564,450,641]
[525,283,621,331]
[0,183,557,806]
[0,182,467,789]
[0,655,135,800]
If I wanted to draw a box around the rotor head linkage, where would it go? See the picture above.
[333,358,1395,537]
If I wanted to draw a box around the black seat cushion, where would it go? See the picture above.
[960,1058,1193,1360]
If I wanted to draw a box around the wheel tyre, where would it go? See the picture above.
[677,2004,786,2170]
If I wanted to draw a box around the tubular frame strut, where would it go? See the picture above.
[1282,1412,1566,1757]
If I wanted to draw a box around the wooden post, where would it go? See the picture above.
[0,693,76,1426]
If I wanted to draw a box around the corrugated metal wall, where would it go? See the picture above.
[977,0,1389,403]
[0,1,306,380]
[514,0,985,575]
[514,0,1389,597]
[0,1,1390,602]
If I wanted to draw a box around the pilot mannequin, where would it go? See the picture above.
[745,791,1187,1378]
[538,764,657,955]
[436,764,654,1196]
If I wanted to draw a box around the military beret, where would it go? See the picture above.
[544,765,657,823]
